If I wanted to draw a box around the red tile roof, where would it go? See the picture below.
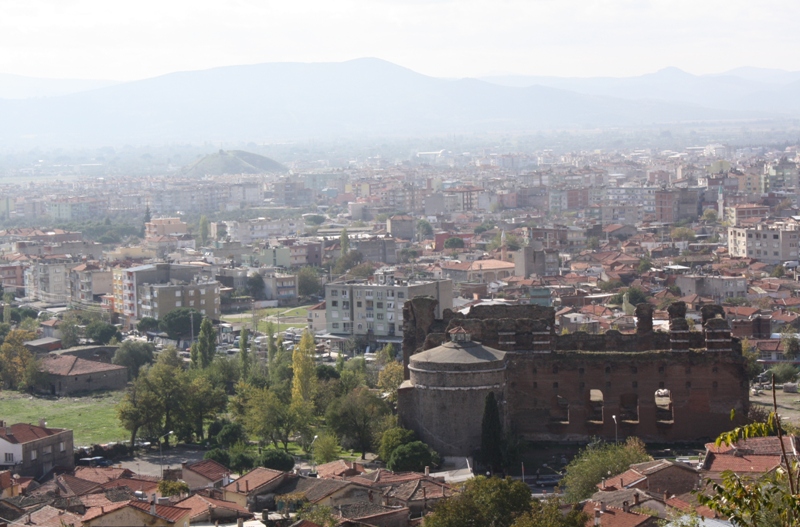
[0,423,68,445]
[223,467,284,494]
[184,459,230,483]
[73,467,135,484]
[127,500,191,523]
[581,501,655,527]
[40,355,126,376]
[176,494,253,520]
[703,452,781,474]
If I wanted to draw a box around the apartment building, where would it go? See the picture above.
[0,420,74,478]
[210,218,299,244]
[654,188,700,223]
[728,222,800,264]
[325,268,452,340]
[138,276,221,321]
[47,197,107,222]
[24,260,72,303]
[725,204,770,226]
[109,263,215,328]
[604,186,658,214]
[675,275,747,302]
[761,157,798,193]
[68,263,112,308]
[145,217,188,239]
[257,269,299,305]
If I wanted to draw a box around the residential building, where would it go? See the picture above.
[24,260,72,303]
[675,275,747,302]
[68,263,112,309]
[82,500,191,527]
[513,246,560,277]
[307,301,326,333]
[325,268,453,341]
[761,157,798,193]
[47,197,106,222]
[180,459,231,490]
[222,467,287,511]
[145,218,189,238]
[38,356,128,395]
[440,259,515,284]
[726,204,770,226]
[210,218,298,244]
[351,237,396,265]
[654,188,700,223]
[386,215,415,240]
[138,276,221,322]
[443,186,482,212]
[0,421,74,477]
[258,269,299,305]
[728,223,800,263]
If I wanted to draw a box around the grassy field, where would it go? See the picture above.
[0,391,128,447]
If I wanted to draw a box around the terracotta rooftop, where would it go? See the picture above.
[0,423,69,445]
[183,459,230,483]
[223,467,284,494]
[127,500,191,522]
[8,505,82,527]
[581,501,654,527]
[40,355,126,376]
[73,467,135,484]
[702,452,781,474]
[176,494,252,520]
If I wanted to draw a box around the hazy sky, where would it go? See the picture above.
[3,0,800,81]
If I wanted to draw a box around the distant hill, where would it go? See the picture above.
[182,150,286,176]
[0,73,118,99]
[0,58,792,147]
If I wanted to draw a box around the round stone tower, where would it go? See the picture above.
[398,326,507,456]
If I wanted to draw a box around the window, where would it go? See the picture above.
[4,453,12,462]
[59,442,65,452]
[377,302,383,309]
[189,290,195,296]
[377,314,384,320]
[175,290,181,297]
[200,299,206,305]
[175,301,182,307]
[189,301,194,306]
[332,323,339,329]
[200,289,206,295]
[331,300,338,307]
[331,290,338,297]
[30,450,37,460]
[357,301,362,307]
[43,445,52,454]
[397,292,405,299]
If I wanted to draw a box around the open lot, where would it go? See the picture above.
[0,391,128,446]
[750,388,800,426]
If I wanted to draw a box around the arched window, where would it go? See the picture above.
[586,389,604,423]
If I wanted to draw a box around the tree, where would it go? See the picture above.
[511,498,588,527]
[378,361,404,404]
[85,321,121,344]
[203,448,231,467]
[191,318,216,369]
[702,209,718,223]
[313,432,340,464]
[481,392,504,473]
[2,293,12,324]
[769,363,798,383]
[245,273,266,300]
[159,308,202,340]
[158,480,189,497]
[297,267,322,297]
[305,214,326,226]
[560,437,651,503]
[113,341,155,380]
[586,236,600,250]
[199,215,209,245]
[292,331,318,406]
[670,227,696,242]
[181,372,227,441]
[144,348,189,445]
[0,329,37,390]
[141,206,151,237]
[772,265,787,278]
[326,386,388,458]
[740,338,763,381]
[424,476,532,527]
[117,372,164,453]
[637,258,652,274]
[340,228,350,256]
[248,388,303,450]
[388,441,439,472]
[332,250,363,276]
[348,262,375,278]
[136,317,159,334]
[296,504,339,527]
[444,237,465,249]
[59,320,80,348]
[215,422,248,449]
[379,427,415,462]
[782,332,800,360]
[259,449,295,471]
[417,219,433,238]
[239,328,251,378]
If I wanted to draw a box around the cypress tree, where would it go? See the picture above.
[480,391,504,473]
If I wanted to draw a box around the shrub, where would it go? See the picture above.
[259,449,295,472]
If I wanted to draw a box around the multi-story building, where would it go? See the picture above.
[761,157,798,193]
[675,275,747,302]
[145,217,189,239]
[0,263,25,295]
[210,218,299,244]
[443,186,482,212]
[386,215,415,241]
[24,260,72,304]
[726,204,770,226]
[68,263,112,309]
[138,276,221,322]
[604,186,658,214]
[654,188,700,223]
[47,197,107,222]
[0,420,74,477]
[307,301,326,334]
[728,223,800,263]
[351,237,396,265]
[109,263,214,327]
[258,269,299,305]
[325,268,452,341]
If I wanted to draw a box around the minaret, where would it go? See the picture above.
[717,185,724,220]
[501,230,508,261]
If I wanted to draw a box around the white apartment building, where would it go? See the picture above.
[325,268,452,342]
[728,222,800,264]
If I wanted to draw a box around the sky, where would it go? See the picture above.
[3,0,800,81]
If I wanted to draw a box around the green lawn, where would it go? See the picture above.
[0,391,128,447]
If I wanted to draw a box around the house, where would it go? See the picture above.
[383,478,454,517]
[0,470,23,498]
[38,356,128,395]
[175,494,253,524]
[270,475,373,511]
[222,467,287,510]
[72,466,134,484]
[307,302,326,334]
[8,505,82,527]
[581,500,659,527]
[180,459,230,490]
[0,421,74,478]
[589,489,668,518]
[598,460,699,497]
[82,500,191,527]
[315,460,366,480]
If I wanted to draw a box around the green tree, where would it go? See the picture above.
[215,422,248,449]
[772,265,787,278]
[444,237,465,249]
[769,363,798,383]
[670,227,696,242]
[198,215,209,245]
[136,317,159,334]
[378,361,404,405]
[85,321,121,344]
[248,388,302,450]
[481,392,504,473]
[740,337,763,381]
[158,480,189,497]
[560,437,651,503]
[702,209,718,223]
[379,426,416,462]
[586,236,600,250]
[305,214,326,226]
[637,258,653,274]
[297,267,322,297]
[181,371,227,441]
[117,371,164,453]
[0,329,37,390]
[388,441,439,472]
[145,348,189,445]
[259,449,295,471]
[245,273,267,300]
[239,328,251,378]
[191,318,216,369]
[417,219,433,238]
[141,206,151,237]
[296,504,339,527]
[112,341,155,380]
[313,432,340,464]
[326,386,388,459]
[203,448,231,467]
[2,293,12,325]
[292,330,317,406]
[424,476,532,527]
[340,228,350,256]
[782,332,800,360]
[332,250,363,276]
[348,262,375,279]
[159,308,202,340]
[59,319,80,348]
[511,498,588,527]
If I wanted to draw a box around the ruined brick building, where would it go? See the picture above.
[397,299,750,456]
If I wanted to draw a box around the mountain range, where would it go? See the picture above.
[1,59,799,146]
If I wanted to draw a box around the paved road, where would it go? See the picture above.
[118,447,206,477]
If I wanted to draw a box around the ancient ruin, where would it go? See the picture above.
[397,299,750,456]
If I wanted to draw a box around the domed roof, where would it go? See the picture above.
[411,340,506,365]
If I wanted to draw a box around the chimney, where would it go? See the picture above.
[634,493,640,505]
[424,466,430,476]
[0,420,4,428]
[237,519,243,527]
[599,502,606,512]
[664,491,669,501]
[151,494,156,515]
[245,480,249,492]
[620,477,624,488]
[38,418,46,428]
[622,501,630,513]
[601,478,606,489]
[594,510,601,526]
[235,481,240,493]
